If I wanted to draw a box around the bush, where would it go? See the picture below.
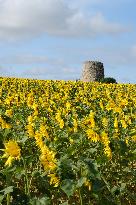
[99,77,117,84]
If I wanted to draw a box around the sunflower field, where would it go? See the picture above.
[0,77,136,205]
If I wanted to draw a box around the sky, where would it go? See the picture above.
[0,0,136,83]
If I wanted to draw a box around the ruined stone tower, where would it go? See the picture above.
[81,61,104,82]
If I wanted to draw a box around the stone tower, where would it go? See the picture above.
[81,61,104,82]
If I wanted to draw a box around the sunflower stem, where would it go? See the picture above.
[22,157,30,197]
[6,193,10,205]
[6,173,11,205]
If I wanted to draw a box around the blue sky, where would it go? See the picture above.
[0,0,136,83]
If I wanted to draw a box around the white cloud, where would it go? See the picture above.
[67,0,106,9]
[23,67,48,76]
[70,12,112,38]
[0,54,67,68]
[62,67,76,74]
[0,55,48,64]
[21,65,78,80]
[0,0,128,40]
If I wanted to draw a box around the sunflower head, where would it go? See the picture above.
[1,140,21,166]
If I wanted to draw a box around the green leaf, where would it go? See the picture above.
[38,197,51,205]
[92,178,105,192]
[0,194,4,204]
[30,199,40,205]
[130,131,136,136]
[19,136,28,143]
[99,197,116,205]
[132,149,136,154]
[101,176,111,192]
[84,159,100,178]
[111,186,120,196]
[0,186,13,195]
[87,148,97,154]
[30,197,51,205]
[60,202,68,205]
[123,167,130,172]
[3,128,11,137]
[61,179,75,197]
[76,177,86,188]
[119,140,128,155]
[15,167,25,179]
[120,183,126,192]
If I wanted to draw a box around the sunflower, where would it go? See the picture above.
[1,140,21,166]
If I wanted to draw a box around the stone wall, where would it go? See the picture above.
[81,61,104,82]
